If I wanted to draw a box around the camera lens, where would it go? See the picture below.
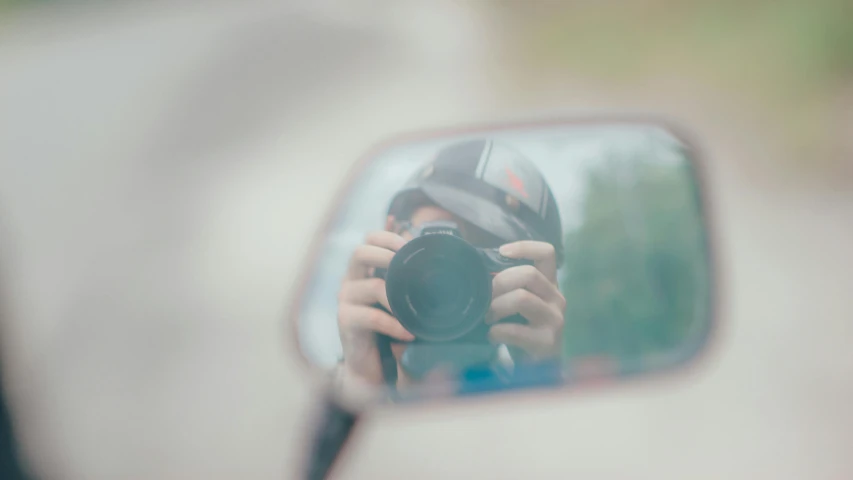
[404,257,475,326]
[408,265,461,316]
[385,233,491,342]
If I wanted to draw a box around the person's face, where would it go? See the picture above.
[388,203,502,248]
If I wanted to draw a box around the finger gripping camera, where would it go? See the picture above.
[378,221,532,344]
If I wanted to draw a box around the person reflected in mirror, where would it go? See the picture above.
[335,139,566,395]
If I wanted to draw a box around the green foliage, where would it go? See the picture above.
[502,0,853,176]
[519,0,853,90]
[560,142,708,368]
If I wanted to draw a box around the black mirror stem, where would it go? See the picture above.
[302,393,362,480]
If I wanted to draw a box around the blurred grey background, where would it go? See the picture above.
[0,1,851,479]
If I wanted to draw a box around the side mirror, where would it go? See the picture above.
[290,117,716,405]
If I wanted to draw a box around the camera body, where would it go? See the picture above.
[375,221,532,346]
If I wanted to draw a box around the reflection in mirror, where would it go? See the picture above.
[293,122,712,403]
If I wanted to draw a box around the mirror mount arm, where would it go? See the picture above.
[302,392,362,480]
[302,363,396,480]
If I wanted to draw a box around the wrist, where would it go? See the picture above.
[333,362,390,404]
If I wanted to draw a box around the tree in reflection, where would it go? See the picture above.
[559,143,708,371]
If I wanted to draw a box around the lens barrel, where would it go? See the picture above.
[385,232,492,342]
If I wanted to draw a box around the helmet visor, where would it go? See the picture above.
[420,183,538,246]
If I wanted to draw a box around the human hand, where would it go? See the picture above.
[337,231,414,385]
[487,241,565,360]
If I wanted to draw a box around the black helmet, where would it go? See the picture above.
[388,138,564,264]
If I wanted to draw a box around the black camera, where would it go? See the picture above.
[377,221,532,345]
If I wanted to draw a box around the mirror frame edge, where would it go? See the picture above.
[282,113,724,408]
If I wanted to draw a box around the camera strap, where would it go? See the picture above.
[374,333,399,393]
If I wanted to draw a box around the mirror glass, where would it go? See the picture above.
[292,120,713,402]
